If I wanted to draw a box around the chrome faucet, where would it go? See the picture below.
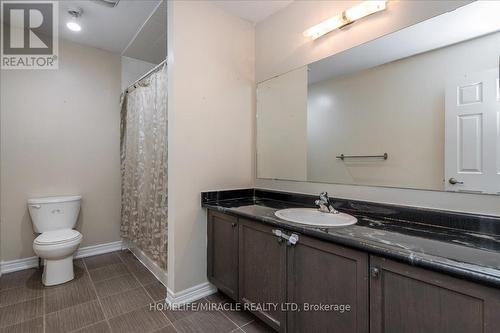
[315,192,339,214]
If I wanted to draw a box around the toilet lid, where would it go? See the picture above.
[34,229,82,245]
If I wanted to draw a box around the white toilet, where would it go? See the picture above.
[28,195,83,286]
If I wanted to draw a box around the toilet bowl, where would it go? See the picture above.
[33,229,82,286]
[28,195,82,286]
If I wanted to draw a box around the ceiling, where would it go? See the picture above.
[214,0,293,24]
[5,0,287,62]
[58,0,161,55]
[122,1,166,64]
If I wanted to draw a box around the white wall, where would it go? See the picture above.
[167,1,254,293]
[0,39,122,261]
[121,56,157,91]
[257,66,308,181]
[307,32,500,190]
[255,1,500,217]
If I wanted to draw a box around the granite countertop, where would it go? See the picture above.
[202,189,500,288]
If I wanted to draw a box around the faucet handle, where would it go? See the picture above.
[319,192,329,201]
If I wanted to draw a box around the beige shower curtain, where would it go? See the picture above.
[120,63,167,270]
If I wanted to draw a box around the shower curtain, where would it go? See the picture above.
[120,63,168,270]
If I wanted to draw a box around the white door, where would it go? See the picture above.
[445,69,500,194]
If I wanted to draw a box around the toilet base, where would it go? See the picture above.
[42,256,75,286]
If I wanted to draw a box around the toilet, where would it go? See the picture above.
[28,195,83,286]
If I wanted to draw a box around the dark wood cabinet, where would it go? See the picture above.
[207,210,500,333]
[287,235,369,333]
[238,219,287,332]
[207,210,239,300]
[370,255,500,333]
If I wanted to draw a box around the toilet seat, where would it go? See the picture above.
[34,229,82,246]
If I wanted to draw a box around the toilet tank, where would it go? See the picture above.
[28,195,82,233]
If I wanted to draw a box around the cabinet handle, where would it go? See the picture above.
[273,229,299,246]
[272,229,284,244]
[370,267,380,278]
[287,233,299,246]
[231,223,237,228]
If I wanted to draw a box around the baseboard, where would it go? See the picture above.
[166,281,217,305]
[0,240,125,274]
[0,256,39,275]
[75,240,124,259]
[126,240,168,286]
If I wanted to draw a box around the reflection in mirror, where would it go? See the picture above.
[256,2,500,195]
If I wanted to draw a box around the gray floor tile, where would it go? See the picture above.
[44,276,97,314]
[117,250,137,264]
[240,319,274,333]
[0,269,42,291]
[153,325,177,333]
[162,306,196,324]
[72,321,111,333]
[173,310,238,333]
[0,317,43,333]
[88,263,129,283]
[45,300,104,333]
[0,252,276,333]
[161,298,208,324]
[0,298,43,328]
[0,284,43,307]
[100,287,153,318]
[94,274,140,298]
[128,264,157,286]
[108,305,170,333]
[144,281,167,302]
[84,252,123,270]
[205,293,254,327]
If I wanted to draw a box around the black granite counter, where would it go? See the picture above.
[202,189,500,288]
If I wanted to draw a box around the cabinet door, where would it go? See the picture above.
[239,219,287,332]
[207,210,239,300]
[287,234,369,333]
[370,256,500,333]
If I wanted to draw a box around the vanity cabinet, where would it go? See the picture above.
[287,234,369,333]
[207,210,500,333]
[370,256,500,333]
[207,211,239,300]
[239,218,287,331]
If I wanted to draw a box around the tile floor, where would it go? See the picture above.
[0,251,271,333]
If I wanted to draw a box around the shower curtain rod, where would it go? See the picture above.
[126,58,167,92]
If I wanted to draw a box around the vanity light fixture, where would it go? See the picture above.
[67,8,83,32]
[303,0,387,40]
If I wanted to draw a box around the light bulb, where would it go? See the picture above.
[303,0,387,40]
[67,21,81,32]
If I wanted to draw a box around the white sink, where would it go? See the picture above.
[275,208,357,227]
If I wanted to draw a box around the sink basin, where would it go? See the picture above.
[274,208,357,227]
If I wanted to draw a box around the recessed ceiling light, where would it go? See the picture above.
[66,21,81,32]
[67,8,83,32]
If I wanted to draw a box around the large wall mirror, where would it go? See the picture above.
[256,2,500,195]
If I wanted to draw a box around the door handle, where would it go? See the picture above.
[449,178,464,185]
[370,267,380,278]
